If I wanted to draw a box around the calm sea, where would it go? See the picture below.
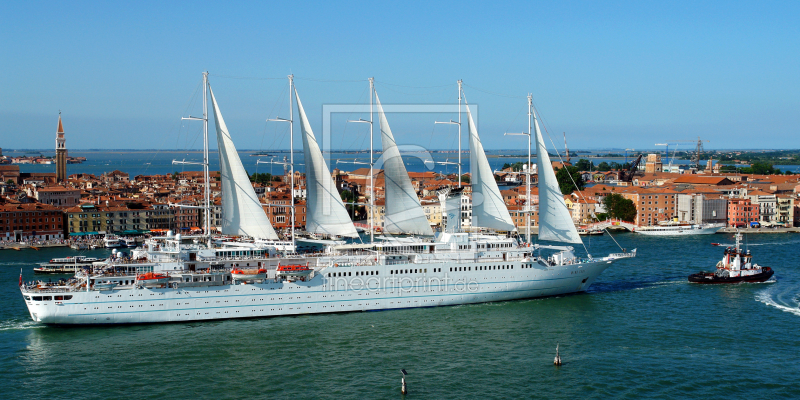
[1,233,799,399]
[12,149,788,179]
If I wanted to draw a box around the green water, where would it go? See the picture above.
[2,234,799,399]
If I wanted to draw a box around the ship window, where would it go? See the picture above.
[55,296,63,300]
[32,296,43,301]
[24,296,30,300]
[42,296,52,301]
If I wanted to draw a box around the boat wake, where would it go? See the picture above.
[587,278,684,294]
[0,319,42,332]
[756,285,800,317]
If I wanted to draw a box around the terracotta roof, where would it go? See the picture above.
[672,176,734,185]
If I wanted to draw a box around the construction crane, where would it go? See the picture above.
[661,137,709,169]
[621,154,643,182]
[655,143,681,172]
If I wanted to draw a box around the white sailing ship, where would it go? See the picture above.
[19,75,635,325]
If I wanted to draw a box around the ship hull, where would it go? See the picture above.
[636,226,722,236]
[688,267,773,284]
[21,259,615,325]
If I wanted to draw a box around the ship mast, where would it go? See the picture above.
[526,94,532,245]
[435,80,463,188]
[344,78,375,242]
[176,72,211,248]
[264,75,297,250]
[504,94,534,245]
[369,77,374,243]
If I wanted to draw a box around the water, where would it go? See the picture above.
[1,234,799,399]
[12,149,773,179]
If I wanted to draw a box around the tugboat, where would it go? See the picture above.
[688,231,774,284]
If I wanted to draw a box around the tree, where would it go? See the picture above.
[575,159,593,171]
[555,166,585,195]
[460,175,471,184]
[602,193,637,222]
[751,161,776,175]
[249,172,273,184]
[596,162,611,171]
[502,163,511,170]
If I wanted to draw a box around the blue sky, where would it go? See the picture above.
[1,1,798,151]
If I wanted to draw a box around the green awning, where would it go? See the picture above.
[120,229,150,235]
[69,231,100,236]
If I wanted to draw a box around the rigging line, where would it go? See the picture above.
[375,85,455,96]
[260,81,290,152]
[175,80,203,151]
[341,86,370,154]
[209,73,285,80]
[373,80,455,89]
[463,83,527,99]
[503,104,527,138]
[294,77,368,83]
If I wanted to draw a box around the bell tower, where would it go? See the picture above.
[56,112,67,183]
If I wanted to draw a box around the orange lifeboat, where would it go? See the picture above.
[231,268,268,280]
[276,264,312,278]
[136,272,170,286]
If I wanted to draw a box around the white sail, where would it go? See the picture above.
[533,114,582,244]
[209,87,279,240]
[295,88,359,238]
[376,92,434,236]
[466,104,516,231]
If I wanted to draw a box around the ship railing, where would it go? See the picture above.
[23,286,82,293]
[608,251,636,259]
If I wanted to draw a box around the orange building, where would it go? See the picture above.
[727,198,758,227]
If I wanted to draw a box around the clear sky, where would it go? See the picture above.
[1,0,798,151]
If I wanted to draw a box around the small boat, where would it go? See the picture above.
[94,281,118,291]
[231,268,268,280]
[121,237,137,248]
[104,235,122,248]
[70,243,90,250]
[688,231,774,284]
[46,256,101,264]
[577,228,604,236]
[35,256,102,274]
[136,272,170,287]
[277,264,312,278]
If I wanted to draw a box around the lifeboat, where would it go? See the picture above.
[231,268,268,280]
[277,264,312,278]
[136,272,170,286]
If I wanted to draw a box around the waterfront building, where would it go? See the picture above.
[727,198,758,227]
[262,191,305,229]
[145,203,175,231]
[0,202,65,241]
[172,199,200,232]
[55,113,67,183]
[65,202,165,235]
[775,195,795,227]
[676,193,728,225]
[747,190,777,225]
